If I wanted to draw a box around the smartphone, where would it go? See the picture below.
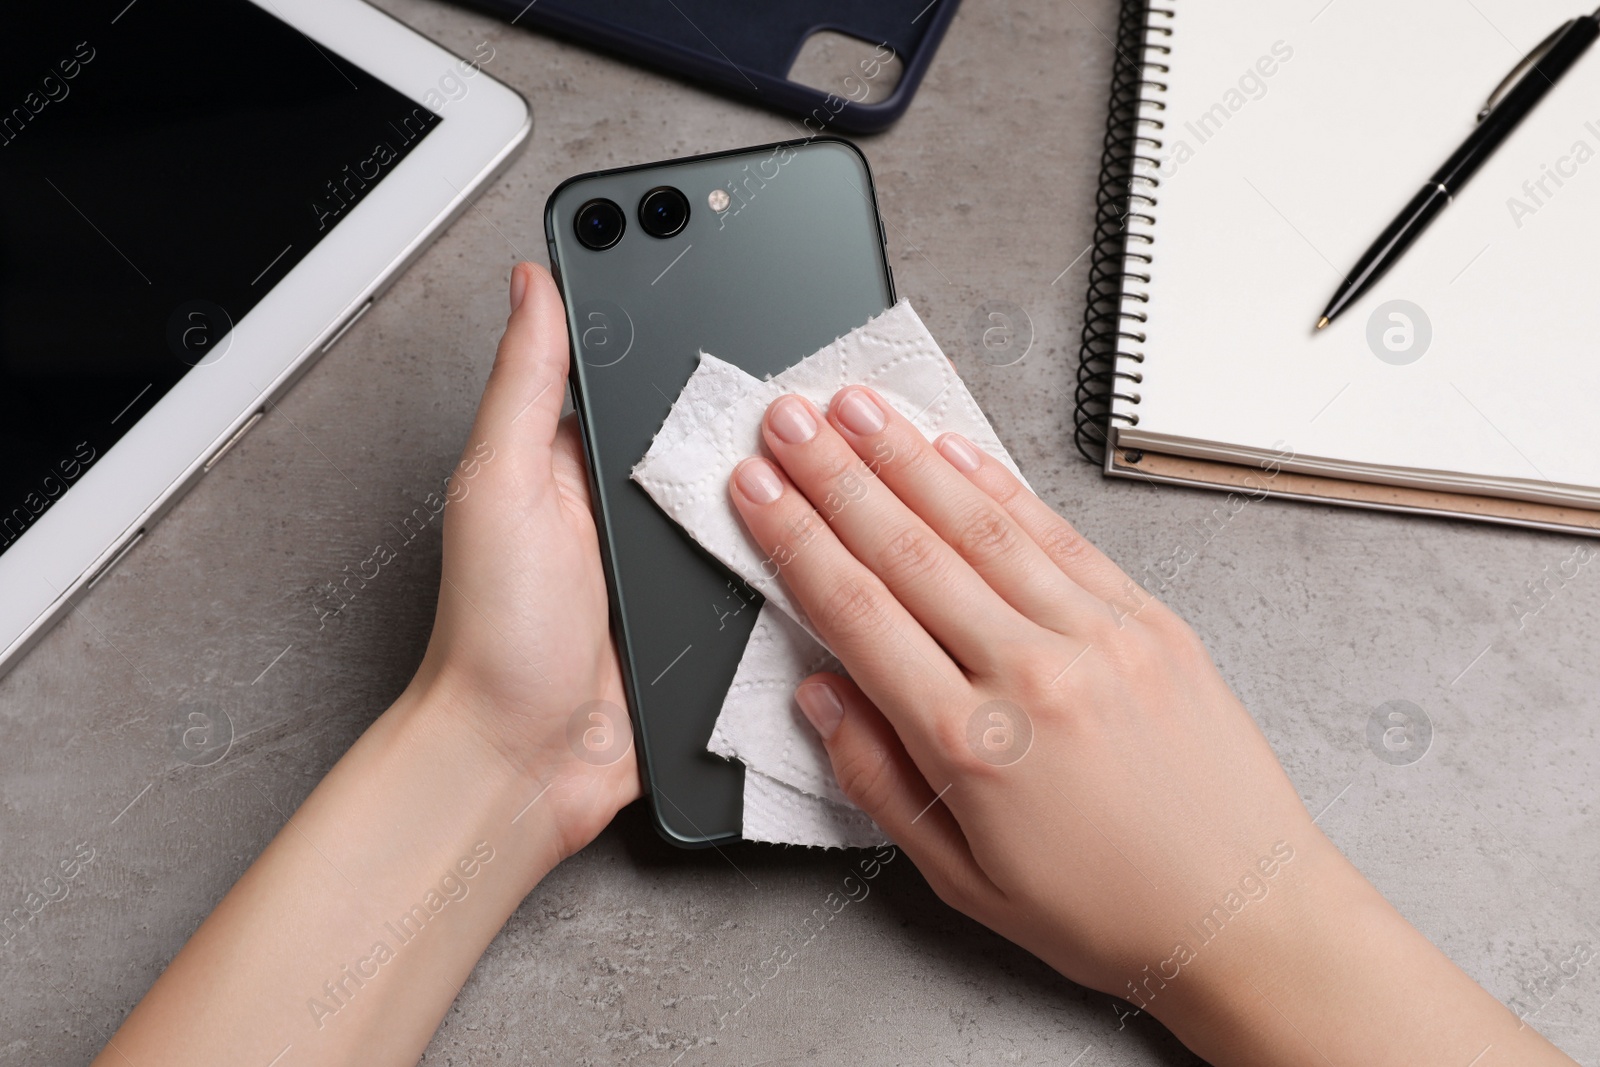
[544,139,894,847]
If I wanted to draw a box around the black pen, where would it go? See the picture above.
[1317,6,1600,329]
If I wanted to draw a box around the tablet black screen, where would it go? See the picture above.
[0,0,440,558]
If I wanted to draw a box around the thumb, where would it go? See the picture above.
[794,673,995,910]
[470,262,571,465]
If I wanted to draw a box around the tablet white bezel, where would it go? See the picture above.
[0,0,531,674]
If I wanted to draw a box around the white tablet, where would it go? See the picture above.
[0,0,530,677]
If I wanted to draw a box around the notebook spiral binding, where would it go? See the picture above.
[1074,0,1175,464]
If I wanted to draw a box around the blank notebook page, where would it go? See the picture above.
[1117,0,1600,501]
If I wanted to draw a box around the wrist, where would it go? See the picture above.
[383,674,569,894]
[1146,835,1372,1058]
[1149,831,1567,1067]
[397,656,637,872]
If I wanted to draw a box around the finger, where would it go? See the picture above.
[761,393,1038,675]
[729,455,967,736]
[824,386,1108,635]
[469,263,571,464]
[795,673,1000,914]
[935,432,1136,605]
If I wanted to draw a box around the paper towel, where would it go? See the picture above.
[633,300,1028,847]
[711,605,848,808]
[741,746,885,848]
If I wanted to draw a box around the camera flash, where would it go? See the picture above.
[707,188,730,212]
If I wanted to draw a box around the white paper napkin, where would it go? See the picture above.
[633,300,1028,847]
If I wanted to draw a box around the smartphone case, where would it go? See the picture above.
[448,0,961,133]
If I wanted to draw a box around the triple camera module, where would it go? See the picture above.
[574,186,689,251]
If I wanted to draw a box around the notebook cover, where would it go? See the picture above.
[1111,448,1600,538]
[447,0,961,134]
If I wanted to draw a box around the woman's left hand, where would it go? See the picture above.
[412,262,639,859]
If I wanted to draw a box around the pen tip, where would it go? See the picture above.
[1316,316,1330,331]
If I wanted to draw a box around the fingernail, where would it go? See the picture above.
[795,682,845,739]
[768,396,818,444]
[833,388,886,436]
[734,458,783,505]
[509,266,529,311]
[936,433,981,473]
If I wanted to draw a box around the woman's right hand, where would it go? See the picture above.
[728,387,1574,1066]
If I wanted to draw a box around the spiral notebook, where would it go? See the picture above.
[1075,0,1600,534]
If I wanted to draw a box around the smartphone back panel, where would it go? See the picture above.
[545,140,893,846]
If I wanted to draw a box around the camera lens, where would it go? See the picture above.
[574,199,625,251]
[638,186,690,239]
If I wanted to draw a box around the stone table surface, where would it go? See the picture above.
[2,1,1596,1064]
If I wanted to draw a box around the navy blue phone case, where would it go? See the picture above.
[447,0,961,133]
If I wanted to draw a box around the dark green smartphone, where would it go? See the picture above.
[544,139,894,847]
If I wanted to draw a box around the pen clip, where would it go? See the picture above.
[1479,19,1576,120]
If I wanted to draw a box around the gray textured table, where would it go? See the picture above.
[3,2,1596,1063]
